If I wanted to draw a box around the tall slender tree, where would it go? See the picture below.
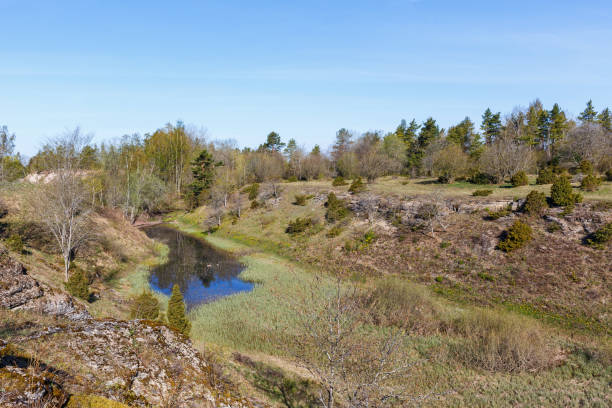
[481,108,502,144]
[597,107,611,131]
[167,284,191,336]
[578,100,598,123]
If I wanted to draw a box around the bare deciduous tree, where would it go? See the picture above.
[478,137,534,183]
[285,276,416,408]
[31,129,92,281]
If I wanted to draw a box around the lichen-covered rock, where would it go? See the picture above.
[0,340,69,408]
[0,245,90,320]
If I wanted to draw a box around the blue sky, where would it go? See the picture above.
[2,0,611,157]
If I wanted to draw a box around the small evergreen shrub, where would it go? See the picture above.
[497,220,532,252]
[325,192,349,223]
[326,224,343,238]
[437,173,452,184]
[130,292,160,320]
[580,174,601,192]
[550,176,581,207]
[250,200,261,209]
[470,172,496,185]
[287,176,298,182]
[586,222,612,249]
[332,176,348,186]
[522,191,547,216]
[605,169,612,181]
[579,160,593,175]
[5,234,24,253]
[473,189,493,197]
[348,177,366,194]
[167,284,191,336]
[484,204,513,220]
[285,217,313,235]
[66,268,89,300]
[244,183,260,200]
[536,167,555,185]
[293,194,307,206]
[510,171,528,187]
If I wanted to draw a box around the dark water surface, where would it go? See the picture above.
[142,224,253,308]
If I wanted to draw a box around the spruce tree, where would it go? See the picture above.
[597,107,611,131]
[480,108,502,144]
[578,100,597,123]
[523,100,544,146]
[187,149,217,208]
[167,284,191,336]
[548,103,568,147]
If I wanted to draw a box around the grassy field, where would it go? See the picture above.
[168,214,612,407]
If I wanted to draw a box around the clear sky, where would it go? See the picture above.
[2,0,611,157]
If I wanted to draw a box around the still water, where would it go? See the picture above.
[142,224,253,309]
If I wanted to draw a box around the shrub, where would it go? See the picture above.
[580,174,601,192]
[287,176,298,182]
[130,292,160,320]
[245,183,260,200]
[326,225,343,238]
[606,169,612,181]
[470,172,496,185]
[325,192,349,223]
[250,200,261,209]
[550,176,582,207]
[348,177,366,194]
[5,234,24,253]
[472,189,493,197]
[0,201,8,218]
[344,230,377,252]
[536,167,556,184]
[286,217,313,235]
[167,284,191,336]
[586,222,612,249]
[332,176,348,186]
[522,190,547,216]
[484,204,512,220]
[65,268,89,300]
[451,310,552,372]
[293,194,307,206]
[579,160,593,175]
[497,220,532,252]
[510,171,528,187]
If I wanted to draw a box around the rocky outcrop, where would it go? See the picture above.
[0,246,90,320]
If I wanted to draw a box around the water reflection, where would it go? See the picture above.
[142,224,253,308]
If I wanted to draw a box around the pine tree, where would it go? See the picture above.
[523,100,544,146]
[331,128,353,162]
[548,103,568,147]
[447,117,482,156]
[186,149,217,208]
[481,108,502,144]
[578,100,597,123]
[262,131,285,152]
[407,117,440,172]
[536,109,550,150]
[597,107,611,131]
[167,284,191,336]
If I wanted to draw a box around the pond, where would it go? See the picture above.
[142,224,253,309]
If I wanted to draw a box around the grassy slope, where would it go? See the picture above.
[168,207,611,407]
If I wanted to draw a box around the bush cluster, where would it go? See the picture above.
[472,189,493,197]
[484,204,513,220]
[326,224,343,238]
[325,192,349,223]
[470,172,496,185]
[293,194,308,206]
[5,234,24,253]
[348,177,366,194]
[522,190,547,216]
[497,220,532,252]
[579,160,593,175]
[536,167,556,185]
[243,183,259,200]
[510,171,528,187]
[344,230,377,251]
[332,176,348,186]
[586,222,612,249]
[580,174,601,192]
[550,176,582,207]
[286,217,313,235]
[65,267,90,300]
[130,292,160,320]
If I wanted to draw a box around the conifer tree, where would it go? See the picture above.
[167,284,191,336]
[548,103,568,147]
[523,100,544,146]
[480,108,502,144]
[597,107,611,131]
[186,149,217,208]
[407,117,440,172]
[578,100,597,123]
[262,131,285,152]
